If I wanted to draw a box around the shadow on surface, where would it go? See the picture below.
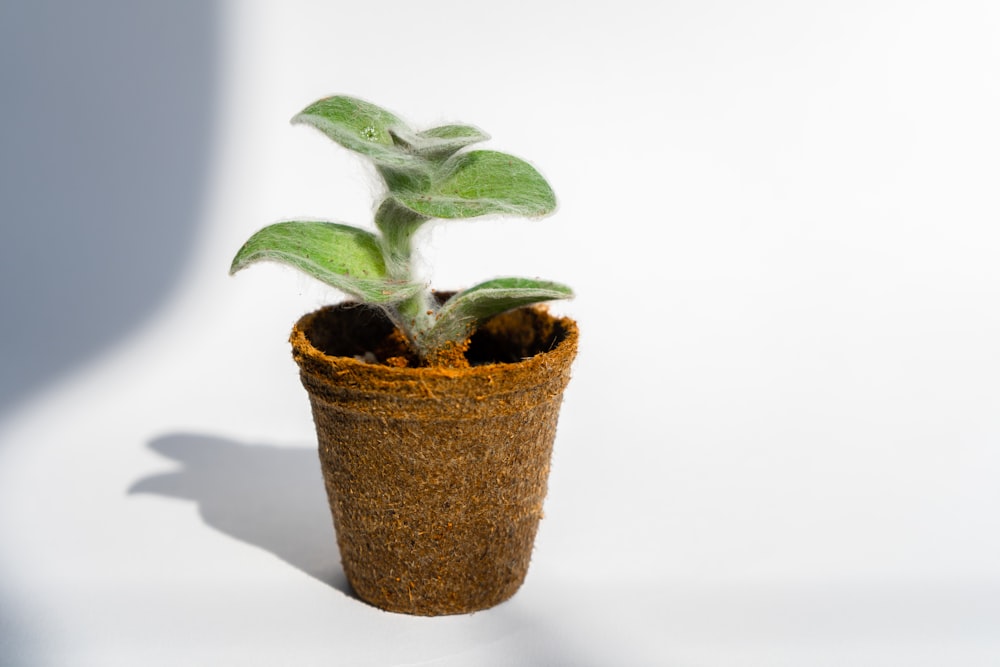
[0,2,218,418]
[130,433,353,597]
[0,3,219,659]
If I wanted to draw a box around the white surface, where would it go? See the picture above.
[3,1,1000,664]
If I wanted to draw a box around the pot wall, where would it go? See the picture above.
[291,303,577,615]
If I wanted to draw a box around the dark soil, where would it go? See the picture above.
[303,301,568,369]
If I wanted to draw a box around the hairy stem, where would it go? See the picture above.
[393,289,436,359]
[374,198,435,359]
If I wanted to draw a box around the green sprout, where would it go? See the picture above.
[230,95,573,365]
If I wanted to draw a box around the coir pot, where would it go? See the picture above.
[289,300,578,615]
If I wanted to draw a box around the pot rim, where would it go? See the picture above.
[290,303,579,384]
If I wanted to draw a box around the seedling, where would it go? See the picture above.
[230,95,572,365]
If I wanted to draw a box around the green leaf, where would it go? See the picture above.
[377,165,432,195]
[292,95,420,170]
[392,150,556,219]
[412,124,490,160]
[230,221,420,303]
[424,277,574,350]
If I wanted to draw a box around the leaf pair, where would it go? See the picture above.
[294,96,556,220]
[229,222,573,321]
[291,96,482,177]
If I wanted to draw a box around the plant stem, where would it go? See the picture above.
[375,198,434,359]
[394,288,436,358]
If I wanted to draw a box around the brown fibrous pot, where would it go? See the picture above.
[290,302,578,615]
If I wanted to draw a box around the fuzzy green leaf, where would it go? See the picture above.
[412,125,490,160]
[230,221,420,303]
[392,150,556,219]
[423,277,574,351]
[292,95,420,169]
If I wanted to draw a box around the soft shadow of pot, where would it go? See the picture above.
[130,433,352,597]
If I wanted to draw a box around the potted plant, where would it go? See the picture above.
[230,95,578,615]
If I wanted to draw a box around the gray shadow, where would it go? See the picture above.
[0,3,219,661]
[130,433,353,597]
[0,1,218,417]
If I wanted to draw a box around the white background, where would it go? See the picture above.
[2,1,999,664]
